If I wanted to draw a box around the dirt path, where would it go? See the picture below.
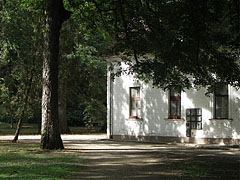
[0,135,239,179]
[62,136,240,180]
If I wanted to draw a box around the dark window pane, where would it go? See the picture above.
[191,109,196,115]
[192,116,196,121]
[215,84,228,95]
[214,85,228,119]
[169,89,181,118]
[222,108,228,119]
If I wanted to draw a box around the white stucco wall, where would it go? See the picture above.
[107,62,240,141]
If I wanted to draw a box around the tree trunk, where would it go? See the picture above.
[40,0,71,150]
[58,81,70,134]
[12,115,23,143]
[12,74,33,143]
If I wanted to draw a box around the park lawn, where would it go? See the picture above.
[0,141,82,180]
[0,122,101,135]
[0,122,40,135]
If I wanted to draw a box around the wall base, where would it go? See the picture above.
[112,135,240,145]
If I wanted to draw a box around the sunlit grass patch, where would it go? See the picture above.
[0,141,82,180]
[0,163,80,180]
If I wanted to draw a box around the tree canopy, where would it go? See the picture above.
[77,0,240,91]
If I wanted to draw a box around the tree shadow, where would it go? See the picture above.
[64,139,240,180]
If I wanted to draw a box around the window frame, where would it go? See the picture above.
[214,84,229,119]
[129,87,141,119]
[186,108,202,130]
[169,89,181,119]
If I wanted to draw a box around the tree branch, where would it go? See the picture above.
[60,0,72,23]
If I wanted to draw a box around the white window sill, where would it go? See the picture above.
[164,118,185,121]
[209,119,233,122]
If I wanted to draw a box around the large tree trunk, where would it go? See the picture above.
[58,81,70,134]
[40,0,71,150]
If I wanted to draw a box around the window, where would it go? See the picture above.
[130,87,140,119]
[186,108,202,130]
[214,84,228,119]
[169,89,181,119]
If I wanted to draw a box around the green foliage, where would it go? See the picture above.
[0,0,43,124]
[0,0,108,129]
[83,99,107,128]
[66,107,84,126]
[64,0,115,55]
[83,0,240,91]
[58,14,107,128]
[63,43,107,128]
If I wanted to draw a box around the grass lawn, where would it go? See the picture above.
[0,141,82,180]
[0,122,100,179]
[0,122,102,135]
[0,122,40,135]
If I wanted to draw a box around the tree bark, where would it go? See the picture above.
[40,0,71,150]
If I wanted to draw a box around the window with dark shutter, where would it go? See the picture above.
[214,84,228,119]
[130,87,140,119]
[169,90,181,119]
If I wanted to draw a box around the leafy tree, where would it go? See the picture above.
[65,44,107,129]
[77,0,240,91]
[57,20,75,134]
[57,9,108,130]
[0,0,43,139]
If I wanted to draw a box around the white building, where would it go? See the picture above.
[107,59,240,145]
